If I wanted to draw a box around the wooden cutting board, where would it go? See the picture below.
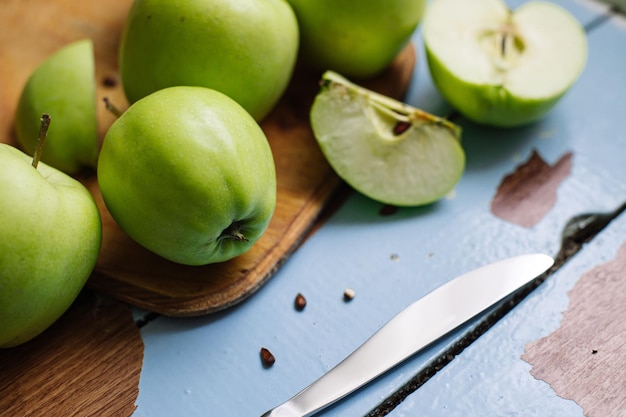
[0,0,416,316]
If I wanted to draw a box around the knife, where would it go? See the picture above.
[261,253,554,417]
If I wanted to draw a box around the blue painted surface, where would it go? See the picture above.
[388,3,626,417]
[132,1,625,416]
[387,214,626,417]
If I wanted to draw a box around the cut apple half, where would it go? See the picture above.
[310,71,465,207]
[422,0,587,127]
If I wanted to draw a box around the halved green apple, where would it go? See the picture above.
[310,71,465,207]
[422,0,587,127]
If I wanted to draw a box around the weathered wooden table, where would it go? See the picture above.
[1,0,624,416]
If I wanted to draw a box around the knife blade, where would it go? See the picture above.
[261,253,554,417]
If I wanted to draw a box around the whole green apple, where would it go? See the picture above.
[97,86,277,266]
[286,0,426,79]
[422,0,587,127]
[15,39,98,174]
[118,0,299,121]
[0,140,102,348]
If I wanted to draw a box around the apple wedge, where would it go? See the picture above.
[422,0,587,127]
[310,71,465,207]
[15,39,98,173]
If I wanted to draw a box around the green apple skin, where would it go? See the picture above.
[286,0,426,79]
[0,143,102,348]
[118,0,299,121]
[423,0,587,127]
[15,39,98,174]
[97,86,277,266]
[424,52,559,127]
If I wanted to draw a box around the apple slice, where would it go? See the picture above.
[422,0,587,127]
[310,71,465,207]
[15,39,98,174]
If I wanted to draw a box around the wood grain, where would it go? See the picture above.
[0,291,143,417]
[0,0,416,316]
[522,241,626,417]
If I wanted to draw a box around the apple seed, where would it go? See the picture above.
[260,347,275,368]
[294,293,307,311]
[393,121,411,136]
[102,75,118,88]
[379,204,399,216]
[343,288,355,302]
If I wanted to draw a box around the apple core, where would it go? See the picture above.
[479,24,525,74]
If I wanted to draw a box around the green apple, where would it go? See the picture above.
[286,0,426,79]
[118,0,299,121]
[0,128,102,348]
[97,86,277,266]
[15,39,98,174]
[310,71,465,207]
[422,0,587,127]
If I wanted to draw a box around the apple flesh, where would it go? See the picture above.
[0,142,102,348]
[118,0,299,121]
[310,71,465,207]
[422,0,587,127]
[97,86,277,266]
[15,39,98,173]
[286,0,426,79]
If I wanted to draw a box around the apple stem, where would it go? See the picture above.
[32,113,51,169]
[103,97,123,117]
[499,24,518,59]
[219,221,249,242]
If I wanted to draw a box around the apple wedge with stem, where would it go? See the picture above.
[15,39,99,174]
[310,71,465,207]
